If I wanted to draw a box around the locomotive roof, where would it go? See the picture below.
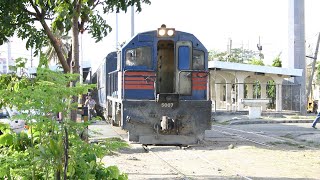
[121,30,206,51]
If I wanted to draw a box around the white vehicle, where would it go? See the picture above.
[0,107,25,134]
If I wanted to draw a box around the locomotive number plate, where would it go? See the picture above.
[161,103,174,108]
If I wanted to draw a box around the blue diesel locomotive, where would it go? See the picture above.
[95,25,211,145]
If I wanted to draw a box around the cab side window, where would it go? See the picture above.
[193,50,205,70]
[125,47,152,68]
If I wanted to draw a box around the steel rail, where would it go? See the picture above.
[143,145,191,180]
[213,125,319,150]
[181,147,253,180]
[211,128,274,148]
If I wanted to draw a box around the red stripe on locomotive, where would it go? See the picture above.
[124,71,156,90]
[192,72,207,90]
[125,81,154,85]
[124,85,154,90]
[192,86,207,90]
[125,71,156,76]
[192,81,207,85]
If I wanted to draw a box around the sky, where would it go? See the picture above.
[1,0,320,71]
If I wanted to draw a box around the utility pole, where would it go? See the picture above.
[131,6,134,37]
[306,32,320,101]
[227,38,232,62]
[116,13,119,49]
[257,36,263,60]
[288,0,306,115]
[7,39,11,74]
[241,41,244,63]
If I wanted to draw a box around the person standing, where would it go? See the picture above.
[84,95,96,120]
[312,109,320,129]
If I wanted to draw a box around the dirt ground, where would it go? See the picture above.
[101,140,320,180]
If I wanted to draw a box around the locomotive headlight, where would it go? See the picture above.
[158,29,166,36]
[167,29,175,36]
[157,24,175,37]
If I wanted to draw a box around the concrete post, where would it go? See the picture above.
[271,77,284,112]
[275,83,283,112]
[260,84,267,110]
[247,84,253,99]
[288,0,306,115]
[226,81,232,111]
[210,71,216,110]
[215,79,222,109]
[236,74,247,111]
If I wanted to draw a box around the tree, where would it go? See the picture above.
[0,68,129,179]
[267,80,276,109]
[306,33,320,103]
[209,48,260,63]
[208,50,228,61]
[248,58,264,66]
[272,53,282,67]
[45,30,71,66]
[0,0,151,73]
[267,54,282,109]
[0,0,151,121]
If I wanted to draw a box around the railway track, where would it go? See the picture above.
[138,125,318,179]
[142,144,249,180]
[100,123,319,179]
[211,125,319,150]
[143,145,191,180]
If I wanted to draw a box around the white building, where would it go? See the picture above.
[209,61,303,112]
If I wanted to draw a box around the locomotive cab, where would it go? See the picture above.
[99,25,211,145]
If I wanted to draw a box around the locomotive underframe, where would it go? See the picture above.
[117,100,211,145]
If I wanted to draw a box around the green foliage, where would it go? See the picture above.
[208,50,227,61]
[266,55,282,108]
[208,48,259,63]
[248,58,264,66]
[104,137,130,155]
[272,55,282,67]
[266,80,276,109]
[45,30,71,64]
[0,0,150,54]
[229,48,258,63]
[0,68,128,179]
[38,51,50,68]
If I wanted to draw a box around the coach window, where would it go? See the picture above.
[192,50,205,70]
[126,47,152,68]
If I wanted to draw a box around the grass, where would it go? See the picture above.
[102,137,130,155]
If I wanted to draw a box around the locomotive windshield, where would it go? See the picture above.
[192,50,205,70]
[125,47,152,68]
